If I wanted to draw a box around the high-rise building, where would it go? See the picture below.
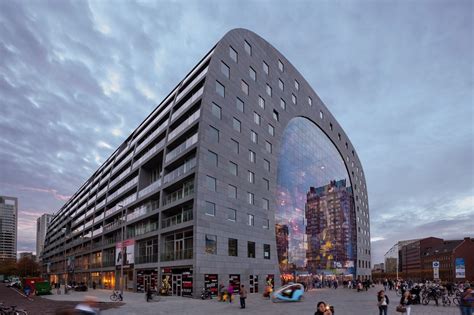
[0,196,18,262]
[36,213,53,262]
[42,29,370,297]
[19,252,36,260]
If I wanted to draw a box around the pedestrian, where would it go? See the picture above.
[227,283,234,303]
[377,290,389,315]
[459,284,473,315]
[218,283,224,301]
[240,284,247,309]
[398,291,412,315]
[92,281,96,290]
[314,301,333,315]
[146,286,153,302]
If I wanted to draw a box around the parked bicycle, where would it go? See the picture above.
[110,290,123,302]
[0,302,28,315]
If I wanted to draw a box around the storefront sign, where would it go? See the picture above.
[204,274,218,296]
[229,274,241,294]
[116,239,135,266]
[182,271,193,297]
[455,258,465,279]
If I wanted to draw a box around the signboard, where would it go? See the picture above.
[229,274,241,294]
[204,274,218,296]
[432,261,440,268]
[116,239,135,266]
[455,258,465,279]
[181,271,193,297]
[433,261,440,280]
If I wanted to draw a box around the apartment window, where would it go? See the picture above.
[208,126,219,143]
[205,201,216,216]
[248,241,256,258]
[216,81,225,97]
[263,159,270,171]
[248,192,254,205]
[208,150,218,167]
[320,110,324,120]
[278,79,284,91]
[236,97,244,112]
[229,161,238,176]
[263,244,271,259]
[272,110,279,121]
[248,171,255,183]
[308,96,313,106]
[249,150,256,163]
[280,98,286,110]
[233,118,241,132]
[227,208,237,221]
[268,124,274,136]
[294,79,299,90]
[220,61,230,79]
[211,102,222,119]
[263,198,269,210]
[250,130,258,143]
[241,80,249,95]
[278,59,284,72]
[330,123,333,131]
[292,93,297,104]
[266,84,272,97]
[228,238,238,256]
[258,96,265,109]
[231,139,239,154]
[229,46,238,62]
[253,112,261,125]
[244,40,252,55]
[265,141,272,153]
[247,214,254,226]
[206,176,216,191]
[249,67,256,81]
[345,142,349,149]
[205,234,217,254]
[228,185,237,199]
[263,61,269,75]
[338,133,341,141]
[263,178,270,190]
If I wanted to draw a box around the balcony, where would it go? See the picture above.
[103,260,115,267]
[94,212,104,222]
[103,220,123,233]
[160,249,193,262]
[163,180,194,206]
[132,139,165,169]
[175,66,207,103]
[96,199,106,210]
[161,208,193,229]
[138,179,162,199]
[92,226,103,237]
[165,133,198,163]
[167,110,200,141]
[113,153,132,173]
[127,200,160,222]
[105,193,137,217]
[135,254,158,265]
[163,157,196,185]
[127,221,158,238]
[136,120,169,154]
[107,177,138,202]
[171,86,204,121]
[109,166,131,188]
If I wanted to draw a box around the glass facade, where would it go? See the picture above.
[276,117,356,279]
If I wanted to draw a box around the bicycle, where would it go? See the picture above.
[110,290,123,302]
[0,303,28,315]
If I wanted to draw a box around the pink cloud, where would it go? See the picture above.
[18,185,71,201]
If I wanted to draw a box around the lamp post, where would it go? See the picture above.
[117,204,125,297]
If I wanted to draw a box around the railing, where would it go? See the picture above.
[105,193,136,217]
[127,222,158,238]
[161,209,193,229]
[84,219,93,229]
[175,67,207,103]
[127,200,160,222]
[90,262,102,269]
[97,186,107,199]
[92,226,103,236]
[103,260,115,267]
[136,120,169,154]
[167,110,200,141]
[113,153,132,173]
[107,177,138,202]
[85,208,94,219]
[163,157,196,184]
[160,249,193,262]
[109,166,131,188]
[92,242,103,249]
[94,212,104,222]
[135,254,158,264]
[96,199,106,210]
[99,174,109,186]
[133,99,173,148]
[132,139,165,169]
[165,133,198,163]
[172,86,204,121]
[163,181,194,206]
[138,179,162,199]
[103,220,123,233]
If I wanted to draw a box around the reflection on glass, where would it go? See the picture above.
[276,117,356,281]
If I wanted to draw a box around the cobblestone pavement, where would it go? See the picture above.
[0,284,122,315]
[40,284,466,315]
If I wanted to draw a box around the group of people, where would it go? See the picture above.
[216,283,248,308]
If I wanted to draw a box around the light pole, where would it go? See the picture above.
[117,204,125,297]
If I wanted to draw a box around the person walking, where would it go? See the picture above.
[377,290,389,315]
[240,284,247,309]
[459,284,473,315]
[399,291,412,315]
[227,283,234,303]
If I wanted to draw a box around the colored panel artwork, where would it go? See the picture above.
[455,258,465,278]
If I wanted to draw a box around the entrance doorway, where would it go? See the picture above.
[172,274,182,296]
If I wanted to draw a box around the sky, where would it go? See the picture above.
[0,0,472,264]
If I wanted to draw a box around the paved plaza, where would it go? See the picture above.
[39,285,465,315]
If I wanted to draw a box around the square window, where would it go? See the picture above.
[208,150,218,167]
[268,124,274,136]
[229,46,238,62]
[258,96,265,109]
[263,61,269,75]
[250,130,258,143]
[216,81,225,97]
[236,97,244,112]
[294,79,299,90]
[208,126,219,143]
[205,201,216,216]
[308,96,313,106]
[229,161,238,176]
[265,141,272,153]
[263,178,269,190]
[249,150,256,163]
[278,79,284,91]
[249,67,256,81]
[263,159,270,171]
[233,118,241,132]
[278,59,284,72]
[247,214,254,226]
[263,198,269,210]
[248,171,255,183]
[228,185,237,199]
[220,61,230,79]
[227,208,237,221]
[206,176,216,191]
[253,112,261,125]
[244,40,252,55]
[248,192,254,205]
[228,238,238,256]
[211,102,222,119]
[280,98,286,110]
[247,241,256,258]
[205,234,217,254]
[266,84,272,97]
[292,93,297,104]
[231,139,239,154]
[273,110,279,121]
[263,244,270,259]
[241,80,249,95]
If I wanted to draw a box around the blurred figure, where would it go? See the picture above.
[314,301,333,315]
[377,290,389,315]
[75,296,99,315]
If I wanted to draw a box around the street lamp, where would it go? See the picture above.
[117,204,125,297]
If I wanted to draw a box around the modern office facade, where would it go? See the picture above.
[42,29,370,297]
[0,196,18,262]
[36,213,53,262]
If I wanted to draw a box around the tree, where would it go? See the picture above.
[0,260,17,276]
[16,257,40,277]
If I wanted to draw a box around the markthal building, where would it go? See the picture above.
[42,29,371,298]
